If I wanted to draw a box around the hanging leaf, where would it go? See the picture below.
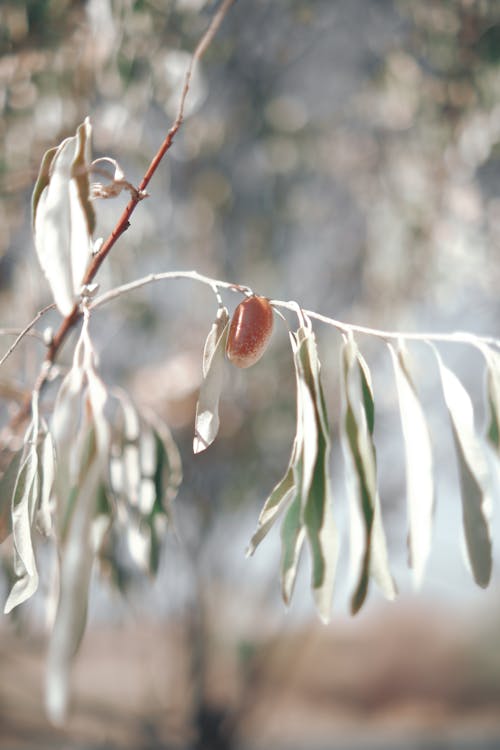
[434,350,493,588]
[340,335,396,615]
[248,322,337,620]
[193,306,230,454]
[294,326,338,623]
[51,334,85,537]
[33,118,95,316]
[45,426,103,726]
[107,394,181,577]
[388,343,434,587]
[0,448,23,543]
[280,494,305,605]
[472,342,500,455]
[4,442,39,614]
[36,430,56,537]
[46,315,111,725]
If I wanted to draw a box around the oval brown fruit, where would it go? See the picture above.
[226,295,274,368]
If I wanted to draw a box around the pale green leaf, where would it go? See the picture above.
[472,342,500,455]
[193,306,230,453]
[435,351,493,588]
[340,335,396,614]
[388,343,434,587]
[247,330,305,556]
[295,326,337,622]
[36,431,56,537]
[4,441,39,613]
[45,429,101,725]
[33,119,94,316]
[280,493,305,605]
[0,448,23,543]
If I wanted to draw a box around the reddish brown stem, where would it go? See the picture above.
[11,0,235,428]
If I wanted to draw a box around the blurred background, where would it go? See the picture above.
[1,0,500,748]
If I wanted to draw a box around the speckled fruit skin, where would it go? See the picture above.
[226,295,274,368]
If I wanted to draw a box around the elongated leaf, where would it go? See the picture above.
[33,119,94,316]
[434,351,493,588]
[46,427,102,726]
[248,330,305,555]
[472,342,500,455]
[388,343,434,587]
[340,335,396,614]
[36,431,56,537]
[281,493,305,604]
[4,443,39,613]
[193,306,230,453]
[295,326,337,623]
[247,464,296,555]
[51,335,85,537]
[0,448,23,543]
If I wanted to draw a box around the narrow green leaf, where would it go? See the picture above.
[247,330,304,556]
[193,306,230,453]
[36,431,56,537]
[388,343,434,587]
[434,351,493,588]
[295,327,337,623]
[247,465,296,555]
[474,343,500,455]
[0,449,23,543]
[4,441,39,613]
[280,493,305,605]
[340,335,396,614]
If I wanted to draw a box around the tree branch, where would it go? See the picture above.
[89,269,500,349]
[47,0,235,365]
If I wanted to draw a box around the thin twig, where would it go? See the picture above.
[45,0,236,367]
[0,303,55,369]
[90,270,500,349]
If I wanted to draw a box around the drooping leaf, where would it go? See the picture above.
[388,343,434,587]
[294,326,338,623]
[46,316,111,724]
[280,493,305,605]
[4,440,39,613]
[340,335,396,614]
[434,350,493,588]
[473,342,500,455]
[247,464,296,555]
[51,334,85,537]
[250,322,337,620]
[36,430,56,537]
[0,448,23,543]
[33,118,94,316]
[193,306,230,453]
[45,426,102,726]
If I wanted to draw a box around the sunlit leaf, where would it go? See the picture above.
[193,306,230,453]
[247,464,296,555]
[0,448,23,543]
[46,427,102,726]
[280,493,305,605]
[4,441,39,613]
[473,342,500,455]
[434,350,493,588]
[295,326,337,623]
[340,335,396,614]
[33,118,94,316]
[36,431,56,537]
[51,335,85,537]
[388,343,434,587]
